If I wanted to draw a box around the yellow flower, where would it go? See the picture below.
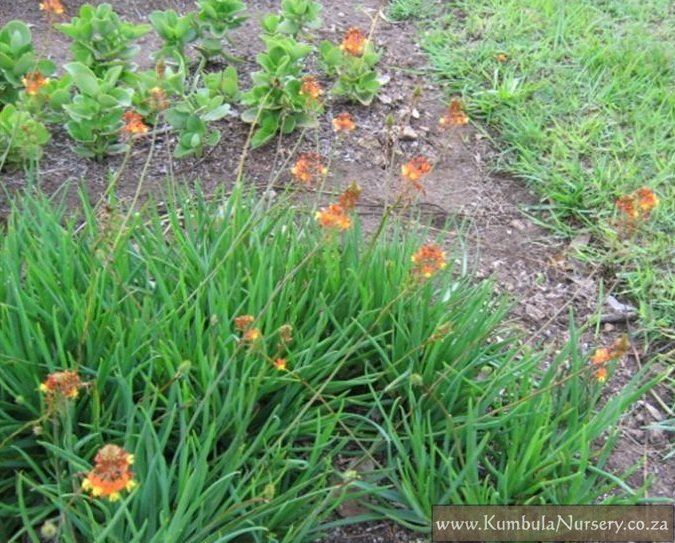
[273,358,288,371]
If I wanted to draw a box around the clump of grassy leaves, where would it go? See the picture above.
[421,0,674,338]
[387,0,436,21]
[0,185,662,541]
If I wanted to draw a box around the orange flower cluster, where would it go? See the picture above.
[590,336,630,383]
[22,71,49,96]
[616,187,659,224]
[300,76,323,102]
[495,53,508,62]
[340,27,367,57]
[82,444,137,502]
[401,156,433,191]
[315,184,361,231]
[439,98,469,128]
[315,204,352,231]
[39,0,65,15]
[234,315,261,342]
[338,182,361,211]
[332,112,356,133]
[121,111,148,136]
[273,358,288,371]
[291,153,328,185]
[411,243,447,279]
[39,371,83,402]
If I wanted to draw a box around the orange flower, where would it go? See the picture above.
[315,204,352,231]
[401,156,433,191]
[149,87,169,111]
[495,53,508,62]
[589,336,630,384]
[411,243,447,278]
[22,71,49,96]
[635,187,659,214]
[234,315,261,342]
[590,336,630,365]
[273,358,288,371]
[589,347,611,366]
[121,111,148,136]
[616,187,659,225]
[439,98,469,128]
[338,182,361,211]
[332,112,356,133]
[594,366,608,383]
[234,315,255,331]
[243,328,262,342]
[340,27,368,57]
[39,0,65,15]
[616,195,639,220]
[39,371,83,401]
[81,444,137,502]
[291,153,328,185]
[300,76,322,101]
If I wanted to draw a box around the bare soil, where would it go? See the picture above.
[1,1,672,541]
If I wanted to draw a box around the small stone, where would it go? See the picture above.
[643,402,663,422]
[570,233,591,248]
[510,219,527,231]
[647,427,666,443]
[400,126,418,140]
[378,93,393,105]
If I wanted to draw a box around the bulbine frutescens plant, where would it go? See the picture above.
[0,20,55,105]
[56,3,151,77]
[241,35,317,148]
[320,27,383,105]
[196,0,247,60]
[0,104,50,168]
[62,63,133,159]
[0,182,663,541]
[263,0,323,38]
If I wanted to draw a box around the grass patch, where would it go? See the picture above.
[387,0,436,21]
[421,0,674,338]
[0,187,662,540]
